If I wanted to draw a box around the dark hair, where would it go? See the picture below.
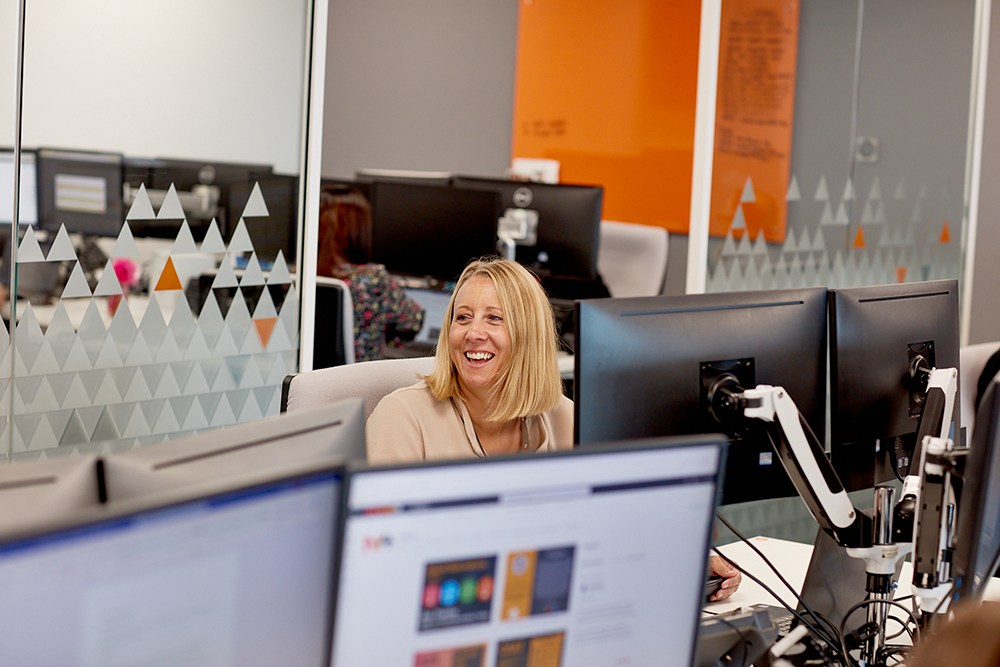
[317,187,373,279]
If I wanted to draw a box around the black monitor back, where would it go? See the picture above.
[36,148,124,237]
[829,280,960,487]
[574,287,828,504]
[229,175,299,265]
[452,176,603,282]
[368,181,499,283]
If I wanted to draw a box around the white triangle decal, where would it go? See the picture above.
[16,227,46,262]
[126,184,158,220]
[157,184,187,220]
[227,219,255,254]
[241,182,270,218]
[47,225,79,261]
[200,219,227,253]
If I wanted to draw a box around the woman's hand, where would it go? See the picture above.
[707,554,742,602]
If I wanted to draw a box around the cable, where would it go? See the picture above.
[710,545,845,660]
[714,509,843,648]
[837,598,922,667]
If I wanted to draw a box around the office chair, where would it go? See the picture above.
[314,276,355,368]
[597,220,669,298]
[961,340,1000,432]
[281,355,434,418]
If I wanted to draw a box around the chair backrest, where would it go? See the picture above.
[597,220,669,298]
[961,341,1000,434]
[314,276,355,368]
[281,355,435,419]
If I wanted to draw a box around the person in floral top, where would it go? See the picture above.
[317,187,424,362]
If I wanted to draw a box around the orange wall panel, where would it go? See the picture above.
[512,0,702,233]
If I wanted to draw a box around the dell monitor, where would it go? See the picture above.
[0,459,344,667]
[829,280,961,488]
[98,398,365,503]
[368,181,500,283]
[574,287,828,505]
[35,148,124,237]
[331,436,726,667]
[951,374,1000,603]
[450,176,603,284]
[0,148,38,226]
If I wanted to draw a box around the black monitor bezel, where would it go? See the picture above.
[368,180,500,283]
[953,375,1000,603]
[828,280,961,488]
[573,287,828,505]
[35,147,125,237]
[450,176,603,283]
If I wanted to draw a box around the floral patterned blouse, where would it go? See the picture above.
[343,263,425,363]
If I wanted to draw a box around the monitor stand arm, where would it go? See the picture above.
[740,385,872,548]
[888,367,958,625]
[737,384,908,666]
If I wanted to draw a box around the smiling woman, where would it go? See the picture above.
[366,257,572,463]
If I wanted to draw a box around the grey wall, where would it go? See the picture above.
[322,0,519,180]
[969,5,1000,345]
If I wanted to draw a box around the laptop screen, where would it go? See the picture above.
[0,464,344,667]
[332,437,725,667]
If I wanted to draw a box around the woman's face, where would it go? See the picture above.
[449,275,511,397]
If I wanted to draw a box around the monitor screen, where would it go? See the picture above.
[369,181,500,283]
[331,436,725,667]
[829,280,960,487]
[451,177,603,283]
[952,375,1000,603]
[574,287,828,505]
[0,461,343,667]
[99,398,365,503]
[0,149,38,226]
[36,148,124,237]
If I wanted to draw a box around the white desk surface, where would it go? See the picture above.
[704,535,1000,618]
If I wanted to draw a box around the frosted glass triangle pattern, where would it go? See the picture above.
[10,181,300,454]
[707,172,962,295]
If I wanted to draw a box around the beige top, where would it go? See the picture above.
[366,381,574,464]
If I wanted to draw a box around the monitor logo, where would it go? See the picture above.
[513,187,533,208]
[362,535,393,551]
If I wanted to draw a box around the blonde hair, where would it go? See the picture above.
[423,257,563,422]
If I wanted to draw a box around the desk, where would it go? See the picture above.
[706,535,1000,615]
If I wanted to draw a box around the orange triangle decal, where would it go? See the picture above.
[254,318,277,349]
[940,221,951,244]
[852,225,866,249]
[154,257,183,291]
[896,266,908,283]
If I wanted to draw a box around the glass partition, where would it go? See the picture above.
[704,0,978,295]
[0,1,314,459]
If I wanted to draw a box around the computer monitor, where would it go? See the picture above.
[829,280,961,488]
[355,168,453,188]
[0,454,101,534]
[951,374,1000,603]
[0,148,38,226]
[35,148,124,237]
[368,181,500,283]
[331,436,726,667]
[574,287,829,505]
[0,459,344,667]
[99,398,365,503]
[451,176,603,283]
